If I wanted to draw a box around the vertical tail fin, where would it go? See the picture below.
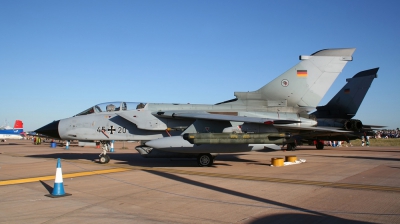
[13,120,23,133]
[312,68,378,119]
[229,48,355,108]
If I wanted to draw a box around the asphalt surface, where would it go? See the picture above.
[1,140,399,223]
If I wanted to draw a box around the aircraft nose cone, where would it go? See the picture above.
[35,120,60,139]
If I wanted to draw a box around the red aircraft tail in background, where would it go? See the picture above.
[14,120,23,129]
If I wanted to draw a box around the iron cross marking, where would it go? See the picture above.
[108,126,116,134]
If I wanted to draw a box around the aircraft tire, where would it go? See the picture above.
[316,142,324,150]
[287,144,295,151]
[197,153,213,167]
[105,155,110,163]
[99,155,111,164]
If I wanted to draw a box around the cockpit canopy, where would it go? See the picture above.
[75,102,147,116]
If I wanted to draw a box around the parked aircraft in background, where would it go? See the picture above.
[0,120,24,142]
[36,48,355,166]
[295,67,385,149]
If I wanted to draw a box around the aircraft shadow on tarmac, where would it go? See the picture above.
[290,146,400,154]
[334,148,400,153]
[258,146,325,152]
[278,145,400,155]
[249,213,373,224]
[144,170,375,224]
[310,154,400,162]
[0,143,24,146]
[26,153,258,168]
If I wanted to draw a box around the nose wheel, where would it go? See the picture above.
[99,154,110,164]
[99,140,111,164]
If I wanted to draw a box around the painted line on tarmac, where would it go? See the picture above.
[0,168,130,186]
[2,158,400,193]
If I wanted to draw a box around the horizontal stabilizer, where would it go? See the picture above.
[361,124,386,130]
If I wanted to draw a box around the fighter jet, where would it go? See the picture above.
[293,67,384,149]
[36,48,355,166]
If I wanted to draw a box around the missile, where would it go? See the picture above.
[183,132,292,144]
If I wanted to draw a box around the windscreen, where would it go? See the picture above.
[74,102,147,116]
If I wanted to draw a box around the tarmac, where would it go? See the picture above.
[0,139,399,224]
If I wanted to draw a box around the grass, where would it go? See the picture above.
[349,138,400,147]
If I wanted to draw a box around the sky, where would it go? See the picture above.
[1,0,400,131]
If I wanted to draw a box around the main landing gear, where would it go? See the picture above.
[316,141,324,150]
[99,140,111,164]
[197,153,214,167]
[287,143,296,151]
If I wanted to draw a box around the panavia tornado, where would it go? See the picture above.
[36,48,355,166]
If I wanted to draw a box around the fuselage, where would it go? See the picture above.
[0,133,23,140]
[0,128,23,140]
[36,101,317,142]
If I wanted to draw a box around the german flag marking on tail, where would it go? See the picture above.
[297,70,308,77]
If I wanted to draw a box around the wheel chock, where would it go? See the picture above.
[285,155,297,162]
[271,157,284,167]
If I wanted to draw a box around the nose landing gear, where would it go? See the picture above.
[99,140,111,164]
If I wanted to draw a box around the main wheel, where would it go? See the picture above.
[197,154,213,167]
[287,144,295,151]
[316,142,324,150]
